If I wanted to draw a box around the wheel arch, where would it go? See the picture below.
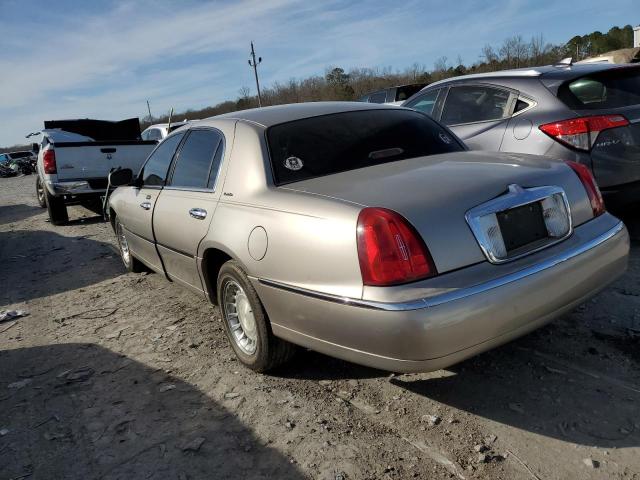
[200,245,249,305]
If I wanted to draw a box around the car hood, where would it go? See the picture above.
[282,151,592,273]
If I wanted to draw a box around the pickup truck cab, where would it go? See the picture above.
[35,118,157,224]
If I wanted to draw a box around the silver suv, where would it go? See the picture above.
[403,63,640,205]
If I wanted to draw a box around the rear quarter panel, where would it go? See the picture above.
[198,121,364,299]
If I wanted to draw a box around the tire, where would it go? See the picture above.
[114,218,145,273]
[45,189,68,225]
[217,260,296,372]
[36,176,46,208]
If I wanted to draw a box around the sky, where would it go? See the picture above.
[0,0,635,147]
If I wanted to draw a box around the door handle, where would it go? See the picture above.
[189,208,207,220]
[140,202,151,210]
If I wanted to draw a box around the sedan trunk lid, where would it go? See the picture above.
[282,151,592,274]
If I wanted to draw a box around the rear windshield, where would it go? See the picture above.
[267,109,464,185]
[557,67,640,110]
[395,84,426,102]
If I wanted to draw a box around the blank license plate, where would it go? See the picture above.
[497,202,548,253]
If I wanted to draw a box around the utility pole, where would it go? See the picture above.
[248,41,263,107]
[146,100,153,122]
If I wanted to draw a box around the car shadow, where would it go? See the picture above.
[0,204,42,226]
[388,336,640,450]
[272,349,386,381]
[0,229,123,306]
[0,343,305,480]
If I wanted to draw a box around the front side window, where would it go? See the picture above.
[169,129,223,189]
[267,109,464,185]
[441,85,511,125]
[139,132,185,187]
[147,129,163,141]
[405,89,441,116]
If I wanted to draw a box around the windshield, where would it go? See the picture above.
[557,67,640,110]
[267,109,464,185]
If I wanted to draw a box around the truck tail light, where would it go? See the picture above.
[566,161,605,217]
[540,115,629,151]
[43,149,57,174]
[357,207,437,286]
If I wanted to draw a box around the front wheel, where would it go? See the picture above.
[217,260,296,372]
[36,177,46,208]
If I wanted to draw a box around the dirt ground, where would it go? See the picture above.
[1,174,639,480]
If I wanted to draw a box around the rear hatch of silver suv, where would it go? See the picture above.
[549,65,640,194]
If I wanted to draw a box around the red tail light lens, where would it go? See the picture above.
[540,115,629,151]
[357,207,436,286]
[566,161,605,217]
[43,149,57,174]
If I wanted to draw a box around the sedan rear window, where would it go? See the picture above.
[267,109,464,185]
[557,67,640,110]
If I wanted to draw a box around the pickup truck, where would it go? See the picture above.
[35,118,157,224]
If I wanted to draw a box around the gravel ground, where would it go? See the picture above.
[1,174,639,480]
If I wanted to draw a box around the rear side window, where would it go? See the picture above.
[405,89,440,116]
[441,85,511,125]
[169,129,223,189]
[267,109,464,185]
[139,132,185,186]
[557,68,640,110]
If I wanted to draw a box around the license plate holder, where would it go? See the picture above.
[497,201,548,253]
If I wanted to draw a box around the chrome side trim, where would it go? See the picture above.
[258,221,624,312]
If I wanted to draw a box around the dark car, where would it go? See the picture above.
[403,63,640,205]
[359,83,427,105]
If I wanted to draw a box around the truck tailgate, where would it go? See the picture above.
[53,142,156,181]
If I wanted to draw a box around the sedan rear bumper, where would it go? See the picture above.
[254,213,629,372]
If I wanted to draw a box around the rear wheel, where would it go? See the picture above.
[115,218,145,273]
[217,260,296,372]
[36,177,46,208]
[45,190,68,225]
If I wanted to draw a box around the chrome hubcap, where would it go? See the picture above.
[116,222,131,265]
[223,280,257,355]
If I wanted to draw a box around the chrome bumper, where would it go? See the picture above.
[255,213,629,372]
[48,180,105,196]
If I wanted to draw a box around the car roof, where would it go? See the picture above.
[421,62,640,90]
[199,102,399,128]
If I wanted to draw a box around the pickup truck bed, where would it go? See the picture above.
[36,118,157,225]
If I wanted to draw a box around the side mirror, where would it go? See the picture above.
[32,143,40,154]
[109,168,133,187]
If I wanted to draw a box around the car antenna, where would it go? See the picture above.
[553,57,573,68]
[167,107,174,133]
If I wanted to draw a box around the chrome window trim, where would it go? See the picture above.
[465,184,573,264]
[511,95,538,117]
[256,221,624,312]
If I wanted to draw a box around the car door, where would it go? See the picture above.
[153,128,225,293]
[116,132,185,271]
[439,84,517,151]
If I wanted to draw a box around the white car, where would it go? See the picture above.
[141,121,189,142]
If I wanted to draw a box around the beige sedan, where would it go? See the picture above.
[107,102,629,372]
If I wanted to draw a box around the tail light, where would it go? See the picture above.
[43,149,57,174]
[566,161,605,217]
[357,207,437,286]
[540,115,629,151]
